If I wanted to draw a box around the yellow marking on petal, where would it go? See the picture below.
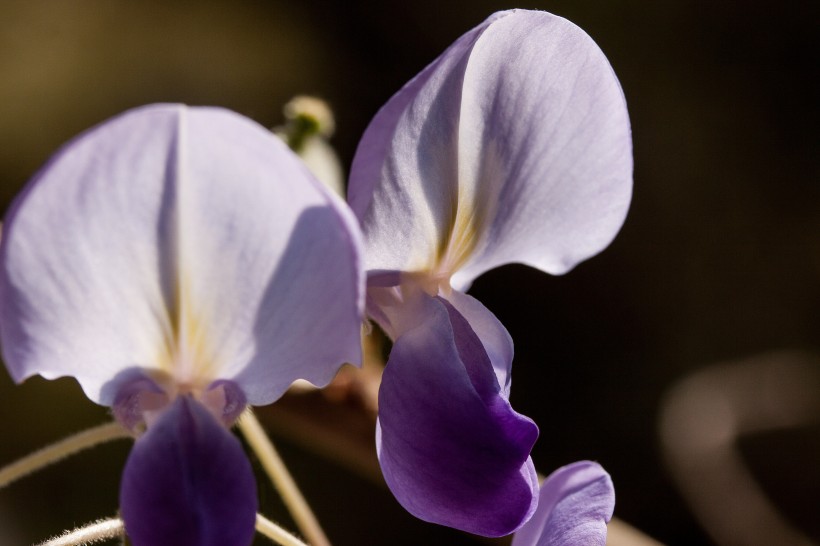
[177,271,219,385]
[430,185,486,282]
[148,107,219,393]
[155,269,219,391]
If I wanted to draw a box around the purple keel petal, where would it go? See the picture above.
[512,461,614,546]
[376,293,538,536]
[120,396,257,546]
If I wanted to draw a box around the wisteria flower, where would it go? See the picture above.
[348,9,632,536]
[0,104,364,546]
[512,461,615,546]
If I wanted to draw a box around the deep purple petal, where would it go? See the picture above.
[120,396,257,546]
[376,293,538,536]
[512,461,615,546]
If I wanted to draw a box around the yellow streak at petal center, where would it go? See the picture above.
[155,270,217,393]
[431,186,485,285]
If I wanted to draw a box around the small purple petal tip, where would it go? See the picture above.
[112,375,169,432]
[120,396,257,546]
[512,461,615,546]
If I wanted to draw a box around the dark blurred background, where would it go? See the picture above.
[0,1,817,545]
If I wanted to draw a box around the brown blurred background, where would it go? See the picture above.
[0,1,817,545]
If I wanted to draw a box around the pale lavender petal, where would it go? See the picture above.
[446,289,513,397]
[169,107,365,404]
[512,461,615,546]
[348,13,505,273]
[348,10,632,287]
[0,104,364,405]
[451,11,632,287]
[376,293,538,536]
[120,396,257,546]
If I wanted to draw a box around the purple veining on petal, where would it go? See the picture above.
[120,396,257,546]
[512,461,615,546]
[376,293,538,536]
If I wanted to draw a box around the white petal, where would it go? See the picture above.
[0,104,364,405]
[348,13,504,274]
[349,10,632,288]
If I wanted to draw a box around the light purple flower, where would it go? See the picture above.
[0,104,365,546]
[348,9,632,536]
[512,462,615,546]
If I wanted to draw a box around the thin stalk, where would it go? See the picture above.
[0,422,131,488]
[238,409,330,546]
[256,513,309,546]
[36,517,124,546]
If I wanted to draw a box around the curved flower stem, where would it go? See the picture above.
[256,513,309,546]
[0,422,131,489]
[36,517,124,546]
[36,513,309,546]
[238,409,331,546]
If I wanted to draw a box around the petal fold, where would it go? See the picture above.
[376,293,538,536]
[445,289,513,397]
[512,461,615,546]
[348,14,500,274]
[349,9,632,287]
[0,104,364,405]
[120,396,257,546]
